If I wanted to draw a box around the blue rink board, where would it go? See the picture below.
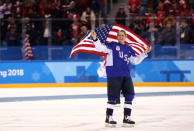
[0,60,194,84]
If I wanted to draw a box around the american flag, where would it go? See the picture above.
[22,35,34,60]
[70,24,150,57]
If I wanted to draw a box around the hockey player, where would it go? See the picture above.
[91,30,151,127]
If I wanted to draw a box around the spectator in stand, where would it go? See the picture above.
[140,0,148,6]
[128,0,141,14]
[3,0,13,19]
[77,0,90,15]
[60,0,76,44]
[145,4,163,30]
[37,0,51,19]
[23,0,36,17]
[139,6,146,15]
[178,0,190,18]
[70,13,81,44]
[4,16,16,41]
[144,4,163,34]
[7,16,16,31]
[23,17,37,45]
[5,26,21,46]
[12,0,23,19]
[190,11,194,25]
[180,19,191,44]
[61,0,76,18]
[0,0,4,19]
[0,0,8,42]
[129,15,145,36]
[169,1,179,16]
[52,28,64,45]
[161,0,172,13]
[147,0,160,12]
[115,6,127,26]
[189,0,194,10]
[81,7,96,30]
[50,0,62,32]
[157,18,176,45]
[145,19,159,44]
[26,8,40,46]
[144,4,153,17]
[139,0,149,15]
[163,14,176,26]
[0,21,6,43]
[52,0,61,9]
[177,0,189,10]
[190,10,194,43]
[27,8,38,21]
[156,2,166,23]
[38,0,52,17]
[42,14,51,45]
[77,25,88,41]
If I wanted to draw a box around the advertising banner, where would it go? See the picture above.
[0,60,193,84]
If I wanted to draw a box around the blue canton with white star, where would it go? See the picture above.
[94,24,113,44]
[85,24,113,43]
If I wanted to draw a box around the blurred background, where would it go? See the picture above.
[0,0,193,61]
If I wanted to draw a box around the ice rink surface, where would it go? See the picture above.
[0,86,194,131]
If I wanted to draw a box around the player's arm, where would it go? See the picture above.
[130,46,151,65]
[91,31,110,53]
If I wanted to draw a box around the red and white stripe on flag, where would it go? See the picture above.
[70,38,106,57]
[106,24,150,55]
[22,37,34,60]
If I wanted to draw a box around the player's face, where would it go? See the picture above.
[117,31,126,45]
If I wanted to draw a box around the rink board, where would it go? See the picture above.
[0,82,194,88]
[0,60,194,84]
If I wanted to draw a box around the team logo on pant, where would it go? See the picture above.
[116,46,120,51]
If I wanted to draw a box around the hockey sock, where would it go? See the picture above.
[106,100,116,116]
[124,101,132,116]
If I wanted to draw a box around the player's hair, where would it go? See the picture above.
[117,30,127,36]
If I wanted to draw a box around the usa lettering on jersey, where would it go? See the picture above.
[119,51,131,64]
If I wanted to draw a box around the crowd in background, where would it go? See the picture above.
[0,0,194,47]
[0,0,104,46]
[115,0,194,45]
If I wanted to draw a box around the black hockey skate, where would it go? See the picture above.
[122,115,135,127]
[105,115,117,127]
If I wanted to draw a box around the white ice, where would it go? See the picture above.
[0,86,194,131]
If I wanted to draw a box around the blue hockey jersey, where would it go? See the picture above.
[105,42,136,77]
[94,40,147,78]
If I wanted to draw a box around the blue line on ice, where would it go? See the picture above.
[0,91,194,102]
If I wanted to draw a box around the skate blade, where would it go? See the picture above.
[122,123,135,128]
[105,123,116,128]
